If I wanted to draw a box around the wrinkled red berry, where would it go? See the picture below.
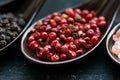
[37,20,43,27]
[76,49,84,55]
[66,37,74,43]
[74,39,79,47]
[85,13,93,20]
[54,16,61,22]
[82,10,89,17]
[98,16,105,21]
[55,43,62,52]
[51,40,59,47]
[85,42,93,49]
[41,32,48,39]
[75,8,82,15]
[69,43,77,51]
[51,22,57,28]
[65,8,75,17]
[45,45,52,51]
[29,41,39,50]
[39,51,46,59]
[60,18,67,24]
[60,34,66,40]
[80,18,86,23]
[84,24,91,31]
[61,44,69,53]
[51,54,60,62]
[68,50,76,59]
[95,28,101,37]
[61,14,68,19]
[67,17,74,23]
[86,29,95,37]
[63,29,72,37]
[97,20,106,28]
[28,35,35,43]
[79,38,86,46]
[49,32,57,40]
[60,53,67,61]
[42,47,49,55]
[47,53,53,61]
[91,36,98,44]
[30,28,36,33]
[34,31,41,39]
[38,25,46,31]
[90,23,97,30]
[52,12,60,17]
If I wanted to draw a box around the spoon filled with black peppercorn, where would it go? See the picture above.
[0,13,26,48]
[0,0,45,52]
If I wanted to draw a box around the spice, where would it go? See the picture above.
[28,8,106,62]
[112,29,120,59]
[0,13,26,49]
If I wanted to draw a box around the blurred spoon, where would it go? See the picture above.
[106,23,120,65]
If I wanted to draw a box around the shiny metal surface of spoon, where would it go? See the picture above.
[106,23,120,66]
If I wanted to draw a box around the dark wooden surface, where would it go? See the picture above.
[0,0,120,80]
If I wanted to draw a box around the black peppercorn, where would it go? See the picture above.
[0,27,5,34]
[1,14,7,19]
[10,24,19,31]
[6,36,11,43]
[16,27,21,33]
[0,13,26,49]
[18,14,24,18]
[9,31,18,39]
[6,23,11,27]
[2,19,9,25]
[0,34,6,40]
[18,18,26,27]
[0,23,2,27]
[0,40,7,47]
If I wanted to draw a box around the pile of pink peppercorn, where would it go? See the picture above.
[27,8,106,62]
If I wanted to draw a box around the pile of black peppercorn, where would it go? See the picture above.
[0,13,26,49]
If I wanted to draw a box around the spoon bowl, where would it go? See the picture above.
[106,23,120,65]
[21,0,120,66]
[0,0,46,52]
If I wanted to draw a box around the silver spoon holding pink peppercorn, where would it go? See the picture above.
[106,23,120,65]
[21,0,120,66]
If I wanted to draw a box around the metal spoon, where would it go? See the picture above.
[0,0,46,52]
[21,0,120,65]
[106,23,120,65]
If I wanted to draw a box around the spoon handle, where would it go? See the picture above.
[102,0,120,30]
[100,0,120,15]
[19,0,45,20]
[78,0,110,13]
[98,0,120,41]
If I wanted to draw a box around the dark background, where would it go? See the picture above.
[0,0,120,80]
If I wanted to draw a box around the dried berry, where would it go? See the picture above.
[0,40,7,47]
[0,13,26,49]
[0,27,5,34]
[0,34,6,40]
[17,18,26,27]
[6,36,11,43]
[27,8,107,62]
